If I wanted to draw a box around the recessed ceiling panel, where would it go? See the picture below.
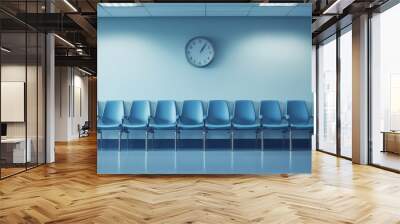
[206,10,250,16]
[248,6,294,16]
[288,4,312,16]
[145,3,205,16]
[101,6,150,17]
[205,3,256,11]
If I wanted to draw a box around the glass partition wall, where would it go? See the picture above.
[317,35,337,155]
[370,3,400,171]
[339,27,352,159]
[0,3,46,179]
[316,26,352,159]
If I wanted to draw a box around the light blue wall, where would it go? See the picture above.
[98,17,312,105]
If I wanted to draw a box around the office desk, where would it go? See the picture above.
[1,138,31,163]
[382,131,400,154]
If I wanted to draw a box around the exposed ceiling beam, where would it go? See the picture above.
[323,0,356,14]
[67,13,97,39]
[55,55,96,72]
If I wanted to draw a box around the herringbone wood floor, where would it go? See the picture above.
[1,136,400,224]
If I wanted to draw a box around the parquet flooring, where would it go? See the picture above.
[1,135,400,224]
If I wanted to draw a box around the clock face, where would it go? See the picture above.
[185,37,215,67]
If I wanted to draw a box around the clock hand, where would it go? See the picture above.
[200,44,206,53]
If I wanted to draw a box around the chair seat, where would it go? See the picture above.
[290,122,313,130]
[122,121,147,130]
[262,121,289,129]
[149,122,176,130]
[97,120,121,130]
[232,122,259,130]
[178,122,204,130]
[205,122,231,130]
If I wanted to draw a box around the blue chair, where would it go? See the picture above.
[260,100,289,150]
[149,100,178,149]
[122,100,151,150]
[97,100,124,150]
[178,100,205,149]
[231,100,260,149]
[287,100,314,149]
[205,100,232,148]
[287,100,313,130]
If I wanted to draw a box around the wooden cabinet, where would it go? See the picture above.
[382,132,400,154]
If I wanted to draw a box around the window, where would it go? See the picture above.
[339,27,352,158]
[317,35,337,154]
[370,3,400,171]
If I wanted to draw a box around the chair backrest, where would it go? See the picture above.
[82,121,90,129]
[232,100,256,125]
[154,100,177,124]
[260,100,283,124]
[181,100,204,124]
[128,100,151,124]
[207,100,230,124]
[287,100,310,124]
[102,100,124,123]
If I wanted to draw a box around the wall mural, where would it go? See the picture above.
[97,3,313,174]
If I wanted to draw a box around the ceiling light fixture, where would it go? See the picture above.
[1,47,11,53]
[78,67,93,76]
[259,3,299,7]
[63,0,78,12]
[54,34,75,48]
[100,3,142,7]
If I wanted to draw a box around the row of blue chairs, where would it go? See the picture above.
[97,100,313,150]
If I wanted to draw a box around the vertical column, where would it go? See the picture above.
[45,0,56,163]
[46,33,55,163]
[352,14,369,164]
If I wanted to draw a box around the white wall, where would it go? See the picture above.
[55,67,89,141]
[98,17,313,104]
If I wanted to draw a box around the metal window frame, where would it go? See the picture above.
[315,24,353,161]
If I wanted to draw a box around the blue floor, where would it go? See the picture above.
[97,139,311,174]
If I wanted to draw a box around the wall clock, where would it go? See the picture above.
[185,37,215,68]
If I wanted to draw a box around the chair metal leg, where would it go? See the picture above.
[261,130,264,168]
[125,131,128,150]
[256,130,259,148]
[145,131,148,150]
[261,129,264,151]
[230,130,234,170]
[231,130,234,150]
[203,130,206,151]
[289,128,293,151]
[152,130,155,149]
[100,131,103,150]
[145,130,148,172]
[203,130,206,170]
[174,130,177,170]
[119,131,122,151]
[174,130,177,151]
[177,130,180,148]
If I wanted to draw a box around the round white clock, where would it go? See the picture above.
[185,37,215,67]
